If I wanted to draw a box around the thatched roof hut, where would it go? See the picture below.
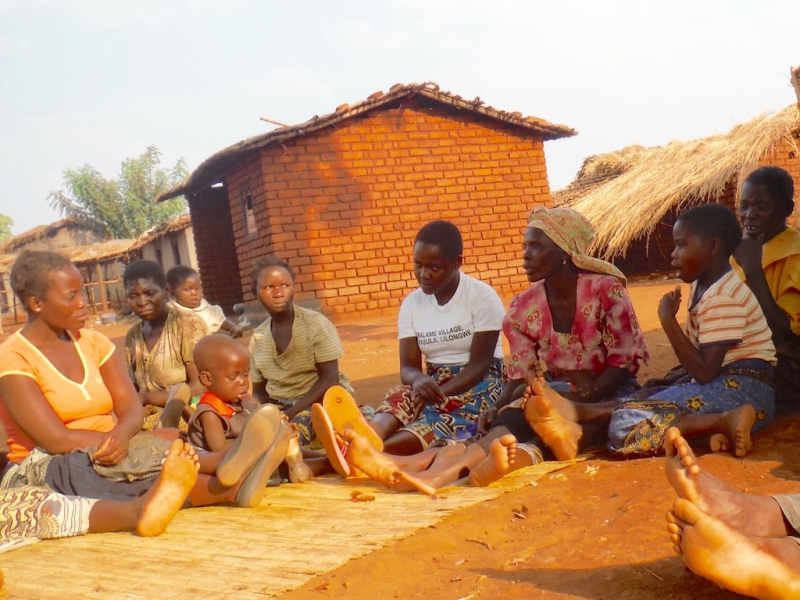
[554,104,800,272]
[0,218,107,255]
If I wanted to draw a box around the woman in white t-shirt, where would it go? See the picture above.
[370,220,507,454]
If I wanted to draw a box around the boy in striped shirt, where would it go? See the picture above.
[608,204,776,457]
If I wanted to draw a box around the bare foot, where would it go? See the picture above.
[342,429,438,496]
[523,378,582,460]
[715,405,756,457]
[136,440,199,537]
[522,377,579,422]
[285,425,313,483]
[709,433,729,453]
[468,434,519,487]
[664,426,703,505]
[663,427,787,538]
[667,498,800,599]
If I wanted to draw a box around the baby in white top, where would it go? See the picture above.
[166,265,244,336]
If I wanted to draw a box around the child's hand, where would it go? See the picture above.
[658,286,682,323]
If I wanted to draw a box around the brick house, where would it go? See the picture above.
[553,104,800,276]
[158,82,575,317]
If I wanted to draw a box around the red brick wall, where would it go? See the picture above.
[187,185,244,311]
[221,98,553,318]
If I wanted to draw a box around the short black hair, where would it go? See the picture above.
[744,166,795,219]
[414,220,463,261]
[123,260,166,289]
[250,256,295,294]
[10,250,74,310]
[676,203,742,256]
[166,265,199,289]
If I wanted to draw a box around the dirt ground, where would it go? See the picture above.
[4,281,799,599]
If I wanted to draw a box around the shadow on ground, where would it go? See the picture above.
[475,557,746,600]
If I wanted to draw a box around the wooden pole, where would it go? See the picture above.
[260,116,291,128]
[96,263,108,312]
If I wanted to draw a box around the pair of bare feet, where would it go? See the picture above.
[523,376,757,460]
[663,427,800,599]
[332,426,523,496]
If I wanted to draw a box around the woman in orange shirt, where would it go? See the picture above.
[0,251,288,524]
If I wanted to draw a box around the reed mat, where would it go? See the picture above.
[0,459,579,599]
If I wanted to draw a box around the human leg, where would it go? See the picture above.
[674,405,756,458]
[340,429,443,495]
[666,498,800,599]
[664,427,791,538]
[90,439,199,536]
[522,378,586,461]
[468,434,529,487]
[610,370,772,457]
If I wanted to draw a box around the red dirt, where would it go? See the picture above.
[5,281,798,599]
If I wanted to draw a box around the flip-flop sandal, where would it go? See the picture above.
[235,425,291,508]
[217,404,281,487]
[311,403,351,477]
[322,386,384,451]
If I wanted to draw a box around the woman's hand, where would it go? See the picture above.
[658,286,682,323]
[411,373,446,406]
[91,430,132,466]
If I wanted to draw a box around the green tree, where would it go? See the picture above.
[0,214,13,242]
[48,146,189,239]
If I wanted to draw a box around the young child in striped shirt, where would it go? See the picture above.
[607,204,776,457]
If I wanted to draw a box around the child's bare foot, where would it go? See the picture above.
[217,404,281,486]
[136,440,199,537]
[468,434,518,487]
[285,425,313,483]
[663,427,787,538]
[523,378,582,461]
[710,405,756,457]
[666,498,800,599]
[343,429,437,496]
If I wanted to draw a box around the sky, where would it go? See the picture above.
[0,0,799,236]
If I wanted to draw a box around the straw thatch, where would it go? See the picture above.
[65,238,137,267]
[0,218,107,255]
[0,460,578,599]
[156,82,576,202]
[129,212,191,252]
[554,105,800,259]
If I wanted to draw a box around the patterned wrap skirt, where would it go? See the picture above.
[607,359,774,457]
[377,358,506,449]
[0,486,96,553]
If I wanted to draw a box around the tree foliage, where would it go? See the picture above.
[48,146,189,239]
[0,214,13,242]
